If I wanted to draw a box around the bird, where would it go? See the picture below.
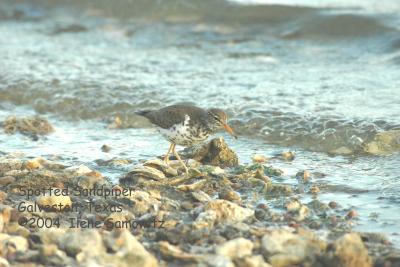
[136,104,237,174]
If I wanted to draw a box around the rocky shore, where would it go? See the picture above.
[0,116,399,266]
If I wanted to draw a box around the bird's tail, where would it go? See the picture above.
[135,109,152,118]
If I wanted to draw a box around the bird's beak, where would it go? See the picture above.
[223,123,237,139]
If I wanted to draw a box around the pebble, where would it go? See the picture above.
[37,194,72,211]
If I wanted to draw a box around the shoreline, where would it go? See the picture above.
[0,136,399,266]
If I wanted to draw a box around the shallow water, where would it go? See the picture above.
[0,0,399,246]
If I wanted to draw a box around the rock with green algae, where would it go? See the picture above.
[191,137,239,168]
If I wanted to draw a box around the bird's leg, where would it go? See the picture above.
[164,143,174,165]
[172,144,189,175]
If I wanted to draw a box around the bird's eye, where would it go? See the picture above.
[214,116,222,123]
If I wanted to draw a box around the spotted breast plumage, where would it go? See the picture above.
[136,104,237,173]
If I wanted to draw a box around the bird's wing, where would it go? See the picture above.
[147,105,207,129]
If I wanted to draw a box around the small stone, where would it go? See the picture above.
[295,170,311,183]
[0,176,15,186]
[345,210,358,220]
[101,144,111,152]
[216,238,254,259]
[328,201,338,209]
[280,151,295,161]
[309,185,320,194]
[219,188,241,202]
[24,158,45,170]
[0,191,7,202]
[37,193,72,211]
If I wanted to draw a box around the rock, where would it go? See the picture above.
[215,238,253,259]
[64,164,93,176]
[24,158,45,170]
[0,176,15,186]
[285,201,310,222]
[0,192,6,203]
[191,191,212,203]
[329,146,353,155]
[158,241,204,262]
[219,188,241,203]
[73,173,105,189]
[95,158,132,167]
[295,170,311,183]
[125,191,160,216]
[322,233,372,267]
[328,201,338,209]
[36,193,72,211]
[261,228,326,267]
[129,166,166,181]
[101,144,111,152]
[252,154,267,163]
[267,184,292,196]
[101,230,158,267]
[364,130,400,155]
[36,228,67,245]
[2,116,54,136]
[279,151,295,161]
[39,244,70,266]
[203,255,235,267]
[0,158,23,175]
[345,210,358,220]
[235,255,273,267]
[0,257,9,267]
[309,185,320,194]
[0,233,29,252]
[4,222,30,237]
[144,159,178,177]
[58,229,104,257]
[191,138,239,167]
[194,200,254,229]
[177,180,207,192]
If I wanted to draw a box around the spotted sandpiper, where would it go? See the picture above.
[136,104,237,173]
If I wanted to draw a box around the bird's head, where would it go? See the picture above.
[207,108,237,139]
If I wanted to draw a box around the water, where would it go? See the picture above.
[0,0,399,246]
